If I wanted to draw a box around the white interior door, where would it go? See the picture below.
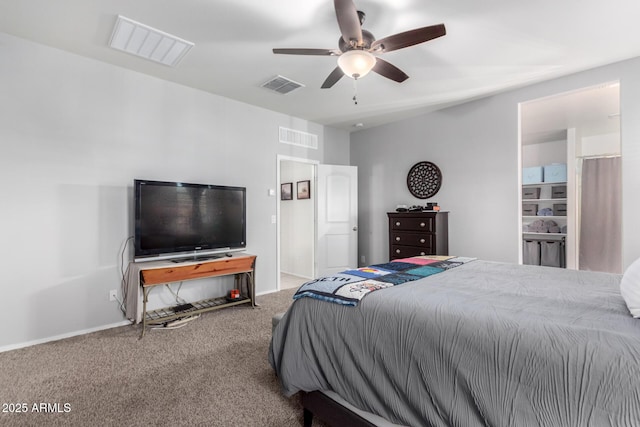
[316,164,358,277]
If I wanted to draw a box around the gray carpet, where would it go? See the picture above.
[0,287,316,427]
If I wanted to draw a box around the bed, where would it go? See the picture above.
[269,258,640,427]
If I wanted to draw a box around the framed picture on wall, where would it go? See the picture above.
[297,180,310,199]
[281,183,293,200]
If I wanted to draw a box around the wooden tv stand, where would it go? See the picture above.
[138,253,256,337]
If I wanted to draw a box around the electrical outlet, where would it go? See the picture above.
[109,289,118,302]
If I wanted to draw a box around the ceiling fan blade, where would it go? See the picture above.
[372,58,409,83]
[273,48,340,56]
[321,66,345,89]
[371,24,446,53]
[334,0,363,46]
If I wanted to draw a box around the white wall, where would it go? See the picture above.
[351,56,640,269]
[580,132,621,156]
[522,140,567,168]
[0,33,349,350]
[280,161,314,278]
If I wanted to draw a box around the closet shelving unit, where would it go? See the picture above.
[522,181,567,238]
[521,180,568,268]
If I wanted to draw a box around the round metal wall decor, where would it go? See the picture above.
[406,161,442,199]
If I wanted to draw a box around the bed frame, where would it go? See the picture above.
[302,391,377,427]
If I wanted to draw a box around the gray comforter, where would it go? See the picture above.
[269,261,640,426]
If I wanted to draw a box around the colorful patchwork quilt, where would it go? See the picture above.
[293,256,476,306]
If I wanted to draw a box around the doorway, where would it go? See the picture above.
[277,156,318,290]
[519,82,622,273]
[276,157,359,290]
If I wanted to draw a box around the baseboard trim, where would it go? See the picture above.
[3,287,294,353]
[0,320,132,353]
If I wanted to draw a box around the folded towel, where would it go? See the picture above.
[544,220,559,233]
[529,219,546,232]
[537,207,554,216]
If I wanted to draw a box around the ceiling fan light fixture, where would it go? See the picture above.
[338,50,376,79]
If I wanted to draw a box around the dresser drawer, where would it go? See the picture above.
[387,212,448,261]
[390,245,434,259]
[390,231,433,248]
[390,216,434,232]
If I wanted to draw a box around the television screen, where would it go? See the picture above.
[134,179,246,260]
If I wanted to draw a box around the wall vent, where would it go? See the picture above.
[279,127,318,149]
[262,76,305,94]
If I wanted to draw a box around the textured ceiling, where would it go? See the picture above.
[0,0,638,131]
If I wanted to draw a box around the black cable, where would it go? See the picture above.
[119,236,134,315]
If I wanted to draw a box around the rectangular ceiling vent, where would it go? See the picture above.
[109,15,194,67]
[279,127,318,149]
[262,75,305,94]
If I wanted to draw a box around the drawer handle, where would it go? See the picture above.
[395,221,401,227]
[396,237,401,241]
[420,252,426,256]
[420,222,426,227]
[420,238,425,243]
[396,249,401,254]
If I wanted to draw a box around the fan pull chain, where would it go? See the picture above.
[352,77,358,105]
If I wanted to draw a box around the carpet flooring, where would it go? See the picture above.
[0,287,319,427]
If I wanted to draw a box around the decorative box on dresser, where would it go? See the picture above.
[387,212,449,260]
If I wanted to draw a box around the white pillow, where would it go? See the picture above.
[620,257,640,318]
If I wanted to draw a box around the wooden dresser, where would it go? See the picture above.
[387,212,449,260]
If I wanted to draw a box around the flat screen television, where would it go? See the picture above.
[134,179,246,261]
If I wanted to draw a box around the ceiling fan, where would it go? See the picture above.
[272,0,446,89]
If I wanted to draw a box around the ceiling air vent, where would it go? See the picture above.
[279,127,318,150]
[109,15,194,67]
[262,75,305,94]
